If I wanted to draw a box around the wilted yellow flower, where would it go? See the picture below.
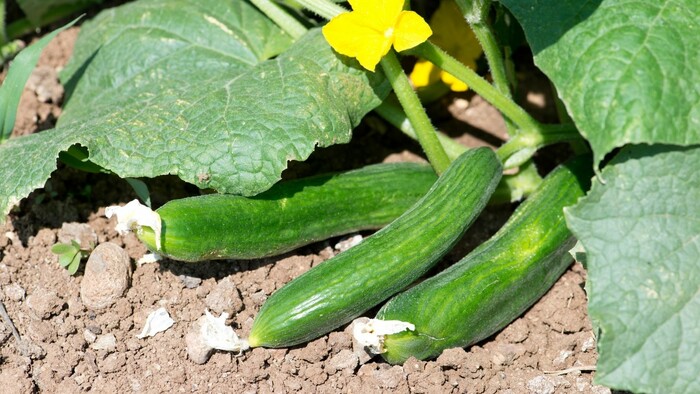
[322,0,432,72]
[410,0,483,92]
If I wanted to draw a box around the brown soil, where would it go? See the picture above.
[0,27,610,393]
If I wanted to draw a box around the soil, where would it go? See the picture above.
[0,25,611,393]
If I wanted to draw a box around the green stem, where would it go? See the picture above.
[250,0,308,40]
[375,98,467,161]
[410,42,540,133]
[470,22,517,135]
[380,50,450,174]
[495,123,581,168]
[293,0,346,19]
[0,0,8,46]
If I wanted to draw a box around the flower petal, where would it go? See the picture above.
[409,59,442,88]
[393,11,432,52]
[323,12,391,71]
[349,0,404,28]
[441,71,469,92]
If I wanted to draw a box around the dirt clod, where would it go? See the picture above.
[26,288,63,319]
[80,243,131,310]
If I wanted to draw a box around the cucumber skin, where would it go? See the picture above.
[377,156,594,364]
[247,148,502,348]
[138,163,438,262]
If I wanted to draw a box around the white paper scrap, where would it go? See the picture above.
[137,307,174,339]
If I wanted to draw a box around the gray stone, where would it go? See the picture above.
[80,243,131,310]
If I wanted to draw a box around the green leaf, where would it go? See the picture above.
[499,0,700,167]
[565,145,700,393]
[67,253,82,275]
[0,0,389,220]
[0,17,79,141]
[124,178,151,208]
[51,242,77,255]
[17,0,101,27]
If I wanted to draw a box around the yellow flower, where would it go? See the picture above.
[322,0,432,72]
[410,0,483,92]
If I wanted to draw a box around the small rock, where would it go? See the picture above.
[57,222,97,250]
[26,288,63,319]
[581,335,596,352]
[92,333,117,352]
[552,349,573,367]
[185,316,214,364]
[178,275,202,289]
[80,243,132,310]
[205,277,242,315]
[83,329,97,344]
[4,283,25,301]
[527,375,556,394]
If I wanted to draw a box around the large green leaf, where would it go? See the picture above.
[566,145,700,393]
[499,0,700,167]
[0,0,389,219]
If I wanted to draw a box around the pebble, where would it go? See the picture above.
[83,329,97,344]
[527,375,556,394]
[4,283,25,301]
[185,316,214,364]
[80,243,132,310]
[92,333,117,352]
[178,275,202,289]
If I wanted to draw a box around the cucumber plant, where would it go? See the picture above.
[363,156,593,364]
[2,0,693,388]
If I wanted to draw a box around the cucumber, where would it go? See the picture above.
[373,155,593,364]
[247,148,502,348]
[138,162,438,261]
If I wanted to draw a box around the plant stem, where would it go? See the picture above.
[375,98,467,161]
[410,42,540,133]
[496,123,581,168]
[293,0,346,19]
[250,0,308,40]
[469,21,518,136]
[380,50,450,174]
[0,0,8,46]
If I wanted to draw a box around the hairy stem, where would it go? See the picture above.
[381,50,450,174]
[250,0,308,40]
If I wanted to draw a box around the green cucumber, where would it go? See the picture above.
[374,155,593,364]
[247,148,502,348]
[138,162,438,262]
